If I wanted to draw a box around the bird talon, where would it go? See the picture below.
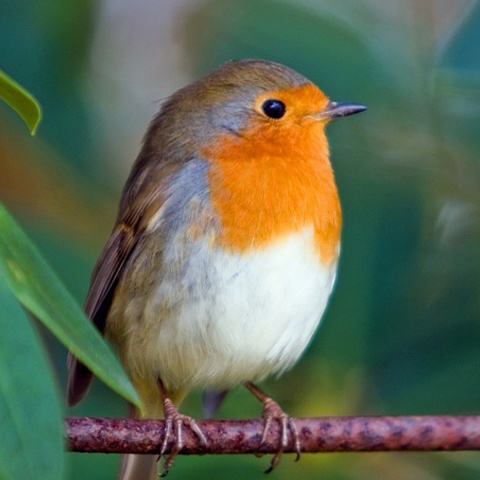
[159,468,170,478]
[157,382,207,476]
[287,417,301,461]
[159,412,206,475]
[260,416,273,444]
[264,453,280,474]
[159,417,173,458]
[162,449,178,478]
[183,416,208,449]
[246,383,301,472]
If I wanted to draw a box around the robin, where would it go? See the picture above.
[67,59,366,479]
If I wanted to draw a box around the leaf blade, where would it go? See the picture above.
[0,69,42,135]
[0,271,64,480]
[0,202,142,409]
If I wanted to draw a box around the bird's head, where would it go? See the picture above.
[147,59,366,160]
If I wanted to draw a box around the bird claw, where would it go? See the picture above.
[158,398,207,476]
[260,398,301,473]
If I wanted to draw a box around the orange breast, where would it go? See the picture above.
[203,109,342,265]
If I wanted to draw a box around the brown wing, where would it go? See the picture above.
[67,165,173,406]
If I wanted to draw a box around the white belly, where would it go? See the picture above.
[136,225,337,391]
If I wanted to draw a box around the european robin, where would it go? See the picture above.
[67,59,366,479]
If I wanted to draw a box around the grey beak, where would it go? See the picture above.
[322,102,367,119]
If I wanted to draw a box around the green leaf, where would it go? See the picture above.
[0,69,42,135]
[0,202,142,409]
[0,270,64,480]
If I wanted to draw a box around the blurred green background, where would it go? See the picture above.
[1,0,480,478]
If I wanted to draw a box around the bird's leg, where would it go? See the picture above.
[245,382,301,473]
[157,378,207,476]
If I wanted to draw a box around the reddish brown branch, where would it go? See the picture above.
[67,416,480,454]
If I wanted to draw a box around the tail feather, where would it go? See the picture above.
[119,404,157,480]
[119,454,157,480]
[67,354,93,406]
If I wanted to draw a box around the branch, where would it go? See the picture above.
[67,416,480,454]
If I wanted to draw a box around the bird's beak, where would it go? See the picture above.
[319,102,367,120]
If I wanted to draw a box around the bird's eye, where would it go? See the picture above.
[262,99,286,119]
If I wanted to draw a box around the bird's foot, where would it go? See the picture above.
[245,382,301,473]
[157,389,207,476]
[260,397,300,473]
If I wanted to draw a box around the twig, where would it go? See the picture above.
[67,416,480,454]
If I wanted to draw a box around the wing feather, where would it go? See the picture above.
[67,170,171,406]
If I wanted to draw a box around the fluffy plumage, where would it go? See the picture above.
[66,59,366,479]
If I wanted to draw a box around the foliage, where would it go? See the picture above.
[0,69,41,134]
[0,271,64,480]
[0,76,141,480]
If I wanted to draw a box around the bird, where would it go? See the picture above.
[67,58,366,479]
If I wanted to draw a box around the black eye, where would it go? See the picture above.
[262,99,286,119]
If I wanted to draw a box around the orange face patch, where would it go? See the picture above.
[203,84,342,265]
[254,83,330,120]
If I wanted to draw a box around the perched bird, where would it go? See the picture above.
[67,59,366,479]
